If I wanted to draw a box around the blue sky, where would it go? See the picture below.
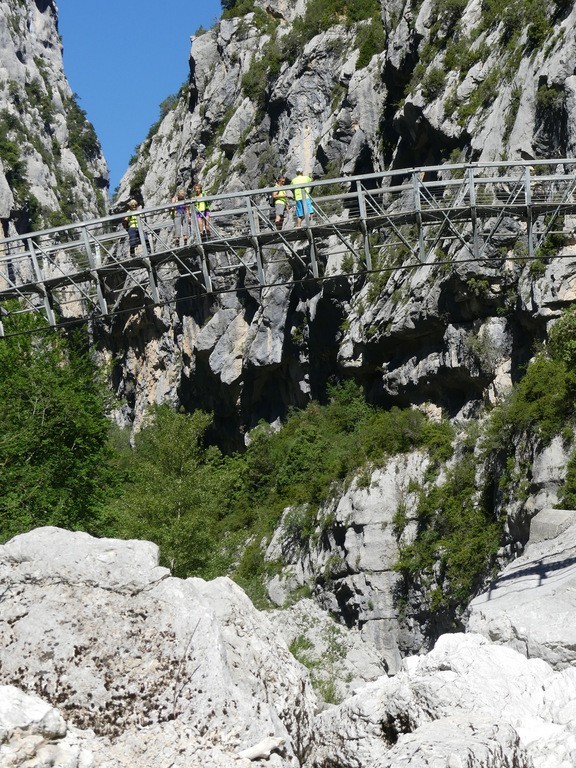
[57,0,224,195]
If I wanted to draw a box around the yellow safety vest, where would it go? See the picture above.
[291,175,312,201]
[194,198,210,213]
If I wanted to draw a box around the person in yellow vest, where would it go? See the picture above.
[291,167,314,227]
[123,198,141,255]
[193,183,211,239]
[271,175,293,229]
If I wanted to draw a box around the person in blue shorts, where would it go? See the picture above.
[291,167,314,226]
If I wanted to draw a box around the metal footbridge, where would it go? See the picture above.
[1,158,576,336]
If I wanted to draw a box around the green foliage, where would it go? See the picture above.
[503,84,522,142]
[289,623,348,704]
[478,0,553,48]
[105,406,249,579]
[0,316,115,542]
[281,0,381,65]
[65,95,101,173]
[396,442,501,613]
[221,0,256,17]
[484,307,576,462]
[456,66,502,123]
[100,382,455,603]
[0,110,34,206]
[355,11,386,69]
[241,55,272,113]
[536,83,565,110]
[548,305,576,369]
[422,66,446,100]
[25,77,55,128]
[486,357,575,448]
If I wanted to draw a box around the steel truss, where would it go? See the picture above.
[2,159,576,335]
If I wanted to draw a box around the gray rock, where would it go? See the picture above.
[0,0,108,233]
[468,507,576,669]
[306,633,576,768]
[0,527,317,766]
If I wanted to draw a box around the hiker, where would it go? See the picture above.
[171,189,190,247]
[124,199,141,255]
[291,167,314,226]
[272,175,293,229]
[193,183,211,239]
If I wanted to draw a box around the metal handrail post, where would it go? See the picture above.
[136,212,149,258]
[412,172,425,261]
[468,167,479,259]
[83,228,108,316]
[246,197,265,285]
[525,165,534,259]
[356,181,372,271]
[27,237,55,326]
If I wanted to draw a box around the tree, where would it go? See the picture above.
[104,406,247,578]
[0,319,115,541]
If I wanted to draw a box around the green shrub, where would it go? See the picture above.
[65,95,101,172]
[0,318,115,542]
[422,66,446,99]
[356,15,386,69]
[396,440,501,614]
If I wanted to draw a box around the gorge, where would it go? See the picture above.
[2,0,576,765]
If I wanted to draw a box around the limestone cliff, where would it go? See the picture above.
[100,0,576,658]
[3,0,576,695]
[107,0,576,439]
[0,0,108,235]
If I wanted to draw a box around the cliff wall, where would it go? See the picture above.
[104,0,576,443]
[0,0,108,235]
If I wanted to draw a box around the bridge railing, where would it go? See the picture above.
[2,158,576,332]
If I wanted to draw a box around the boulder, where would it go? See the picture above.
[305,633,576,768]
[0,527,317,766]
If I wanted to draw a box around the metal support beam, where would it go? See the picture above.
[356,181,372,270]
[142,256,160,304]
[525,165,534,259]
[412,173,426,262]
[247,198,265,285]
[83,229,108,316]
[468,167,479,259]
[27,238,56,326]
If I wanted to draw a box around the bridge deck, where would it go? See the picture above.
[2,159,576,333]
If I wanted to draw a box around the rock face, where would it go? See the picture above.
[468,506,576,670]
[307,632,576,768]
[266,452,431,673]
[97,0,576,448]
[86,0,576,663]
[0,0,108,234]
[0,527,317,767]
[4,527,576,768]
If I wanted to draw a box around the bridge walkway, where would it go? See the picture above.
[1,158,576,335]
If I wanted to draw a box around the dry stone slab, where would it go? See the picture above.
[468,507,576,669]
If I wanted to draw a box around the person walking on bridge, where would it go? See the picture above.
[272,175,293,229]
[124,199,141,256]
[192,183,211,240]
[171,189,190,247]
[291,167,314,227]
